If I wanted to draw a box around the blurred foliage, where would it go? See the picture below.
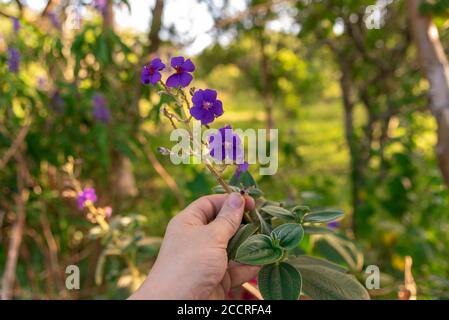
[0,0,449,300]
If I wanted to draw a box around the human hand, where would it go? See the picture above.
[129,193,260,300]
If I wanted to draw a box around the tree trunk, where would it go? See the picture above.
[258,30,275,131]
[148,0,164,54]
[103,0,114,30]
[339,58,364,236]
[407,0,449,188]
[41,0,58,17]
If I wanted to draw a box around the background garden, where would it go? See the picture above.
[1,0,449,300]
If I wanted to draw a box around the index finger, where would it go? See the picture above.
[176,194,255,226]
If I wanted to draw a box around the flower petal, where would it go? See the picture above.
[190,105,205,120]
[212,100,223,117]
[232,134,242,146]
[171,56,185,68]
[151,58,165,71]
[166,74,181,87]
[235,147,244,162]
[203,89,217,102]
[192,89,204,105]
[209,132,218,144]
[201,110,215,125]
[179,72,193,87]
[237,162,249,173]
[226,143,243,162]
[141,69,151,85]
[210,145,225,161]
[150,72,162,85]
[182,59,195,72]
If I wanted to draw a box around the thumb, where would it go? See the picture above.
[209,192,245,241]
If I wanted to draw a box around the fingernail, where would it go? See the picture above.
[229,192,243,209]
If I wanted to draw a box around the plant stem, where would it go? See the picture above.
[85,201,110,232]
[205,161,233,194]
[160,85,252,223]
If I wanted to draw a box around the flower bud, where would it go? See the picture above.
[157,147,171,156]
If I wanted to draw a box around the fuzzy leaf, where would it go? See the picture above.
[227,223,259,260]
[235,234,283,265]
[253,209,272,235]
[288,256,370,300]
[271,223,304,250]
[303,210,344,223]
[230,171,258,188]
[291,255,347,273]
[260,205,296,221]
[258,262,302,300]
[291,205,311,217]
[211,185,240,194]
[248,187,264,198]
[303,226,335,235]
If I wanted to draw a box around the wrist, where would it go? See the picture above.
[129,270,191,300]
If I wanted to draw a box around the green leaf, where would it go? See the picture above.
[97,34,110,65]
[248,187,264,198]
[291,205,311,217]
[260,205,296,221]
[303,226,335,235]
[227,223,259,260]
[230,170,257,188]
[235,234,283,265]
[303,210,344,223]
[271,223,304,250]
[211,185,241,194]
[251,208,272,235]
[287,256,370,300]
[290,255,347,273]
[315,234,364,272]
[258,262,302,300]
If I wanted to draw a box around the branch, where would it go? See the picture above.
[1,153,28,300]
[0,125,30,170]
[0,9,17,19]
[138,135,185,207]
[41,0,54,17]
[14,0,23,17]
[40,212,66,294]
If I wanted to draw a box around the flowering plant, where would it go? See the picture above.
[142,56,369,300]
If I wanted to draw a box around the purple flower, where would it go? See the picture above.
[190,89,224,125]
[235,162,249,178]
[93,0,108,13]
[92,94,111,124]
[209,125,244,162]
[8,47,20,73]
[47,12,60,29]
[166,56,195,88]
[12,18,20,32]
[327,221,339,230]
[141,58,165,85]
[77,188,97,209]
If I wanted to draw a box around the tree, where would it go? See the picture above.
[148,0,164,54]
[407,0,449,188]
[295,0,426,236]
